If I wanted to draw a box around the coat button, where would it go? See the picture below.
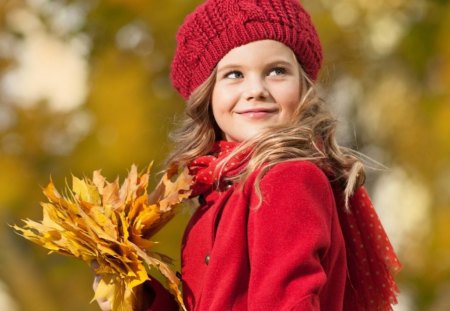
[205,255,210,265]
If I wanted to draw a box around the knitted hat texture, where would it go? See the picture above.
[170,0,323,100]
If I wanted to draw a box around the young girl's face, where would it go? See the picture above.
[211,40,302,142]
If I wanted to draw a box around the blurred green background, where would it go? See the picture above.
[0,0,449,310]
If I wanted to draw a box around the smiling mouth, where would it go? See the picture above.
[236,109,278,118]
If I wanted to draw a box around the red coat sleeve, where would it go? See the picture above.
[247,161,335,311]
[142,278,179,311]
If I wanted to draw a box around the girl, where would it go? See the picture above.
[96,0,401,310]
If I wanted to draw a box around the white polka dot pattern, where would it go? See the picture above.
[336,186,401,310]
[188,141,250,196]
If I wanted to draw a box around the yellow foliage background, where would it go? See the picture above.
[0,0,449,310]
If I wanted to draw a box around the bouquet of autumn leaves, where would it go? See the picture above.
[13,164,192,311]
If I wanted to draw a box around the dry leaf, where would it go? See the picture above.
[13,164,193,311]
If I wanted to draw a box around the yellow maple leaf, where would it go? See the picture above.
[13,164,191,311]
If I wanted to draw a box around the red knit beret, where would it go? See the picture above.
[170,0,322,100]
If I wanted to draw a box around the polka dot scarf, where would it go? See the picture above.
[188,141,401,310]
[335,187,401,311]
[187,141,251,197]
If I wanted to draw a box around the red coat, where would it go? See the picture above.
[148,160,347,310]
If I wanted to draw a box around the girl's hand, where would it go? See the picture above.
[91,261,149,311]
[91,261,112,311]
[92,273,112,311]
[91,261,178,311]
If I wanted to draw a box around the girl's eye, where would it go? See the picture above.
[224,71,243,79]
[268,67,287,76]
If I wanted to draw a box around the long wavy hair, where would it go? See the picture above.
[166,65,365,208]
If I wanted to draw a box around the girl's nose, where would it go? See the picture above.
[243,78,269,100]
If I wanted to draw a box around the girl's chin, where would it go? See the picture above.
[224,129,270,142]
